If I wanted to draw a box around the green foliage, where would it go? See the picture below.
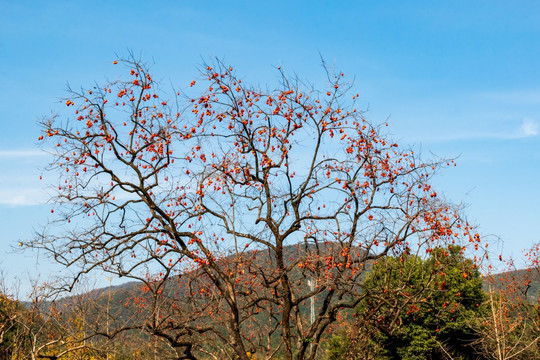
[395,324,438,360]
[325,334,351,360]
[327,246,485,360]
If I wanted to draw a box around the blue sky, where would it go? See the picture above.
[1,1,539,296]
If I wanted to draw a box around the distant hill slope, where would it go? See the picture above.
[50,249,540,321]
[52,271,540,323]
[49,242,369,322]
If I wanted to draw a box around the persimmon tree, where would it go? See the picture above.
[473,288,540,360]
[31,56,485,360]
[473,248,540,359]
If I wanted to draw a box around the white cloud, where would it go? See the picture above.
[0,150,48,207]
[0,188,48,206]
[519,118,539,137]
[407,118,539,143]
[0,150,47,158]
